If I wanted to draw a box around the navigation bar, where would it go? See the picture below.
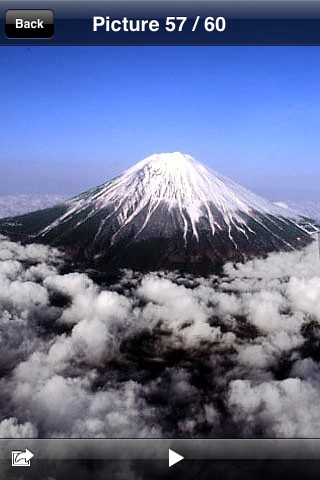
[1,1,320,45]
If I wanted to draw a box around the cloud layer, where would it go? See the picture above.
[0,194,68,219]
[0,235,320,438]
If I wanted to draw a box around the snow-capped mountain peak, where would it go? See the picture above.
[0,152,314,273]
[40,152,300,244]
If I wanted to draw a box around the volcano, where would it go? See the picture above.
[0,152,314,273]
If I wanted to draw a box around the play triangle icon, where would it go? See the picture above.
[169,448,184,467]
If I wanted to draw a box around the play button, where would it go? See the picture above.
[169,448,184,467]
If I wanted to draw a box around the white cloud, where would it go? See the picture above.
[228,377,320,437]
[0,237,320,438]
[287,277,320,320]
[0,194,68,219]
[0,417,37,438]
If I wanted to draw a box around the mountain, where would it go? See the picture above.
[0,152,315,274]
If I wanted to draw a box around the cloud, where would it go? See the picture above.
[0,194,68,219]
[0,417,37,438]
[0,236,320,438]
[280,200,320,221]
[228,376,320,437]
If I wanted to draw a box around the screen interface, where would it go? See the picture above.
[1,1,320,478]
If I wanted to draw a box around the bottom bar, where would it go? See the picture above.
[1,439,320,461]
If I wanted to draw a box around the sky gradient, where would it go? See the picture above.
[1,46,320,201]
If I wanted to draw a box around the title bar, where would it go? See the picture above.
[1,1,320,45]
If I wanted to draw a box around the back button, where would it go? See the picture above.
[6,10,54,39]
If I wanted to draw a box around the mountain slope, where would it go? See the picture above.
[0,152,315,273]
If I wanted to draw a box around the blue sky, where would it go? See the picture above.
[1,46,320,200]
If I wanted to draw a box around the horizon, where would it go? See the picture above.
[0,151,320,222]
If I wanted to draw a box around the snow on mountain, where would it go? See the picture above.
[40,152,301,242]
[0,153,314,273]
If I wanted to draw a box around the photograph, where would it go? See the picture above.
[0,46,320,439]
